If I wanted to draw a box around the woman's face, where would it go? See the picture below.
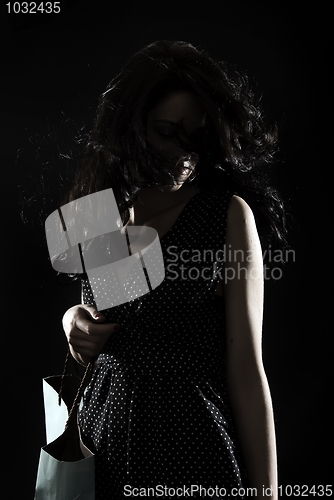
[146,90,206,184]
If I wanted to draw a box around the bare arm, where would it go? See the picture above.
[224,195,278,499]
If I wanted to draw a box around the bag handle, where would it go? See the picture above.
[65,359,94,429]
[58,348,95,429]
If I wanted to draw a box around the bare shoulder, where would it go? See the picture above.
[226,195,261,257]
[227,195,255,227]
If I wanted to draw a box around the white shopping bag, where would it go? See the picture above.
[34,373,95,499]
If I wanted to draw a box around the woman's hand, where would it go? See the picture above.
[62,304,120,366]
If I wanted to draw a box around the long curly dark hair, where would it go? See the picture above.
[65,40,287,249]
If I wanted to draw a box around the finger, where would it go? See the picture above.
[68,327,99,345]
[80,304,108,322]
[68,328,111,356]
[69,340,102,359]
[68,336,95,352]
[62,305,105,335]
[75,319,120,337]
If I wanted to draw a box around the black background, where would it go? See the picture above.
[1,1,333,498]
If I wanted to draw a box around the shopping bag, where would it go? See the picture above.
[34,359,95,499]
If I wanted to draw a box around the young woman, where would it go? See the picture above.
[62,40,285,499]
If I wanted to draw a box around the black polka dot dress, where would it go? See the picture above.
[80,188,248,499]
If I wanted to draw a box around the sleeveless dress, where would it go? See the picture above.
[79,187,248,499]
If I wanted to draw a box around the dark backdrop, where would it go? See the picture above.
[1,1,332,498]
